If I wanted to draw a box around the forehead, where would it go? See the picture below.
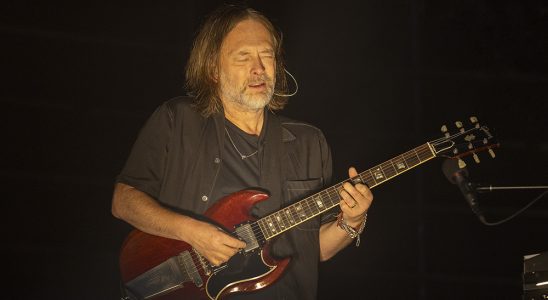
[222,19,274,54]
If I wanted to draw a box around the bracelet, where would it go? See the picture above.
[336,212,367,247]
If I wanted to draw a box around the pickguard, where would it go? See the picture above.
[206,249,274,299]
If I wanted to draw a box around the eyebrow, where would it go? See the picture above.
[231,48,274,56]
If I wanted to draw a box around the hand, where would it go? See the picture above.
[339,167,373,227]
[186,219,246,266]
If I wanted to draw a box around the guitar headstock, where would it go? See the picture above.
[430,116,499,168]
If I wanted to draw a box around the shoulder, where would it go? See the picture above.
[162,96,197,115]
[157,96,208,123]
[276,114,328,144]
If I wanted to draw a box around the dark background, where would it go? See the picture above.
[2,1,547,299]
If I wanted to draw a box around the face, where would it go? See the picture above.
[218,19,276,111]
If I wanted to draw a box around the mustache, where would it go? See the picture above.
[246,74,273,86]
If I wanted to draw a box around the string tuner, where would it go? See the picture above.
[489,149,496,158]
[441,125,450,137]
[455,121,465,133]
[458,159,467,168]
[473,153,480,163]
[470,116,480,128]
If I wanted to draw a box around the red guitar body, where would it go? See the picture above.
[119,190,290,300]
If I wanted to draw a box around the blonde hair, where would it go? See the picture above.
[185,4,288,117]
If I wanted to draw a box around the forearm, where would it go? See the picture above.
[111,182,195,242]
[319,215,365,261]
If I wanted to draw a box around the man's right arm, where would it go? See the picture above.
[111,182,246,266]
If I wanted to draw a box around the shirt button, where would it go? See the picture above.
[201,195,208,202]
[214,157,221,164]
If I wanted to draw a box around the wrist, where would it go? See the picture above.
[336,212,367,247]
[342,212,367,228]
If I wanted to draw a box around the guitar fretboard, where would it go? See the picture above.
[254,143,436,240]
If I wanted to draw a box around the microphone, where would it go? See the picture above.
[442,159,483,217]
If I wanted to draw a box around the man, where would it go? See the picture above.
[112,4,373,300]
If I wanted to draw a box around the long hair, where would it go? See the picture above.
[185,4,289,117]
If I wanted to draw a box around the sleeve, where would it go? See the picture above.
[115,102,173,199]
[318,129,337,224]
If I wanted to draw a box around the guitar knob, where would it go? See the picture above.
[489,149,496,158]
[473,153,480,163]
[458,159,467,169]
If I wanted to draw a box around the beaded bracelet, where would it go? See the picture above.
[336,212,367,247]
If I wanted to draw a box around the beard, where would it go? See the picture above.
[219,72,274,110]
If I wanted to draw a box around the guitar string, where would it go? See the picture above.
[250,144,435,239]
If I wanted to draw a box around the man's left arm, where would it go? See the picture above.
[319,167,373,261]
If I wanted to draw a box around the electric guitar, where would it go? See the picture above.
[119,117,498,300]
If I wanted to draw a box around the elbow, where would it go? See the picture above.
[111,183,129,219]
[319,245,337,262]
[319,250,334,262]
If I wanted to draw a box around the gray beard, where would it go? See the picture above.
[220,73,274,110]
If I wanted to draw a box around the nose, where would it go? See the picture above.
[250,55,265,76]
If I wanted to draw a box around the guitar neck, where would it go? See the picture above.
[256,142,436,240]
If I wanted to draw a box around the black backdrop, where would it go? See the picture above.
[2,1,547,299]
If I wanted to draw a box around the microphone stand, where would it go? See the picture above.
[475,185,548,192]
[471,184,548,226]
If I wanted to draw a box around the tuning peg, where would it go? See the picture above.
[441,125,450,137]
[473,153,480,163]
[458,159,467,168]
[468,143,473,150]
[470,116,478,124]
[455,121,465,133]
[489,149,496,158]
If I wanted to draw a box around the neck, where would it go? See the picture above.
[223,103,265,136]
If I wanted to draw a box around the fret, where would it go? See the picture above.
[358,172,374,188]
[385,160,398,178]
[313,195,326,212]
[324,187,339,206]
[307,196,320,214]
[274,212,287,231]
[404,150,420,167]
[389,160,398,177]
[392,155,409,173]
[258,219,270,239]
[284,207,296,225]
[367,169,378,186]
[371,166,387,183]
[412,148,422,163]
[294,203,307,219]
[265,216,279,235]
[417,145,434,161]
[302,198,316,216]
